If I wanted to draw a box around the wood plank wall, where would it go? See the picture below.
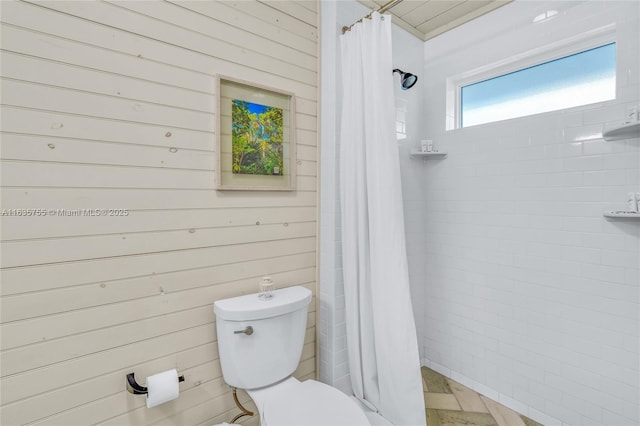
[0,1,318,424]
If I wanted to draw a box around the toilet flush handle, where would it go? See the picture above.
[233,326,253,335]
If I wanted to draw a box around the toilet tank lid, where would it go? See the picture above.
[213,286,312,321]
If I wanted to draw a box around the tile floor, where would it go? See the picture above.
[422,367,544,426]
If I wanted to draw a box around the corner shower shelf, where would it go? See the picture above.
[602,122,640,141]
[603,211,640,219]
[410,150,447,159]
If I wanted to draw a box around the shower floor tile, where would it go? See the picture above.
[421,367,544,426]
[424,393,461,411]
[422,366,453,393]
[430,410,498,426]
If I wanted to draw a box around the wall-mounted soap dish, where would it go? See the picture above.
[603,211,640,219]
[410,150,447,159]
[603,122,640,141]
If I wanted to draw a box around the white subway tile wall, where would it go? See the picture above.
[420,1,639,425]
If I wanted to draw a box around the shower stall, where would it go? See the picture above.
[320,1,640,426]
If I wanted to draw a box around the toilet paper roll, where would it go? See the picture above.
[146,369,180,408]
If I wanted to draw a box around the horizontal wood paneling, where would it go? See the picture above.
[109,1,317,71]
[2,265,317,322]
[2,300,316,377]
[0,161,318,191]
[224,1,317,40]
[0,161,215,190]
[0,51,216,112]
[0,23,212,93]
[38,0,316,83]
[1,318,316,425]
[1,323,215,404]
[1,342,220,425]
[294,0,318,12]
[2,78,216,131]
[1,205,316,240]
[0,0,318,424]
[0,29,314,118]
[5,0,318,93]
[0,134,216,171]
[1,237,316,295]
[1,106,317,151]
[2,306,216,376]
[1,106,215,150]
[2,323,315,424]
[1,257,317,348]
[0,188,317,211]
[171,1,316,52]
[257,0,317,28]
[1,221,316,267]
[0,52,317,129]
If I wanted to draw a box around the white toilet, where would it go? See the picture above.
[213,286,370,426]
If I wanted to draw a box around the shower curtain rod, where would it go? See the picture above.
[341,0,404,34]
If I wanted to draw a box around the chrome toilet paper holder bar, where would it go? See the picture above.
[126,372,185,395]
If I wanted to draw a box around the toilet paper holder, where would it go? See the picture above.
[126,372,185,395]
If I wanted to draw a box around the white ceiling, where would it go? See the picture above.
[357,0,513,41]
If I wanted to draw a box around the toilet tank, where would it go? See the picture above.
[213,286,312,390]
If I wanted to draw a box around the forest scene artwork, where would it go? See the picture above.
[231,99,284,176]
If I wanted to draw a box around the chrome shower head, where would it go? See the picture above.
[393,68,418,90]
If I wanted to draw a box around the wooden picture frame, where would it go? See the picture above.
[215,75,296,191]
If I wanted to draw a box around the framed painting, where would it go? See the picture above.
[215,75,296,191]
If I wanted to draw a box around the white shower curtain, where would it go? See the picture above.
[339,12,426,426]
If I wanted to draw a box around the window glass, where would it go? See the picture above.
[461,43,616,127]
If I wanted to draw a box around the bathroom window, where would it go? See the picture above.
[459,42,616,128]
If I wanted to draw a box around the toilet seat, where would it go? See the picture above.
[261,380,370,426]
